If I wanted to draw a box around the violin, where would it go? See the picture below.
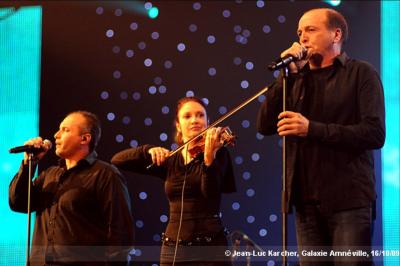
[187,127,236,158]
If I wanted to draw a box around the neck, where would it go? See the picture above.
[309,48,341,70]
[64,150,89,170]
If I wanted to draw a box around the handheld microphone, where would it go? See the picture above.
[268,47,308,71]
[9,139,53,154]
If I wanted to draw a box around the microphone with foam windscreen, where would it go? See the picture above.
[268,47,308,71]
[9,139,53,154]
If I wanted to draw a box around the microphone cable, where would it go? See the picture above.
[171,146,189,266]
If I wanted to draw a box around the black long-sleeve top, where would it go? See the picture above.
[257,52,385,213]
[9,151,135,265]
[111,145,236,241]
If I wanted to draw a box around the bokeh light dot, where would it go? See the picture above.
[120,91,128,100]
[246,188,255,197]
[256,133,265,140]
[112,46,120,53]
[144,117,153,126]
[258,95,266,103]
[130,22,138,31]
[122,116,131,125]
[130,139,138,148]
[278,15,286,23]
[251,153,260,161]
[235,156,243,165]
[113,70,121,79]
[241,120,250,128]
[114,8,122,16]
[267,260,275,266]
[256,0,265,8]
[144,2,152,10]
[202,98,209,105]
[219,106,227,115]
[107,112,115,121]
[171,143,178,150]
[144,58,153,67]
[139,192,148,200]
[247,215,255,223]
[126,49,134,58]
[186,90,195,97]
[100,91,109,100]
[158,85,167,94]
[207,35,216,44]
[160,133,168,142]
[164,60,173,69]
[245,62,254,70]
[177,43,186,52]
[148,86,157,94]
[116,134,124,143]
[193,2,201,10]
[189,24,198,32]
[138,42,146,50]
[259,228,268,237]
[136,220,144,228]
[153,234,161,242]
[263,25,271,34]
[160,215,168,223]
[132,92,141,101]
[151,31,160,40]
[233,57,242,65]
[161,106,170,114]
[273,70,280,78]
[96,7,104,15]
[208,67,217,76]
[222,10,231,18]
[242,29,251,37]
[154,76,162,85]
[106,29,114,38]
[233,25,242,33]
[232,202,240,210]
[269,214,278,222]
[240,80,249,89]
[242,171,251,180]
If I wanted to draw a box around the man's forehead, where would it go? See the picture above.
[298,10,327,28]
[60,113,85,127]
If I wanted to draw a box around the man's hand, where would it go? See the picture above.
[23,137,50,164]
[277,111,309,137]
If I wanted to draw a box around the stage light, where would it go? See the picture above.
[148,6,159,19]
[324,0,341,7]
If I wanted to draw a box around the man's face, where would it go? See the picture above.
[54,113,87,159]
[297,10,338,58]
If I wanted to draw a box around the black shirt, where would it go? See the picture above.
[9,152,134,265]
[257,52,385,213]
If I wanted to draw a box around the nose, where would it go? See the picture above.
[54,130,60,139]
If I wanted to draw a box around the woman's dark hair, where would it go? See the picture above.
[174,97,207,145]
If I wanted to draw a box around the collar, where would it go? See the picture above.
[299,52,348,75]
[58,151,98,168]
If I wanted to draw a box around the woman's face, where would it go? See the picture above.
[176,101,208,143]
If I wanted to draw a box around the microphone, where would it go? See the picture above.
[268,47,307,71]
[9,139,53,154]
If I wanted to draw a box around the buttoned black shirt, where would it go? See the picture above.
[257,53,385,213]
[9,152,134,265]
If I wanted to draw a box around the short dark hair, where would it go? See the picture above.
[68,110,101,152]
[325,9,348,44]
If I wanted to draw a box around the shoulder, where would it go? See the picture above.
[92,159,124,178]
[345,58,379,76]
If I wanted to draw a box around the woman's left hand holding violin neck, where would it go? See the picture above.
[204,127,224,166]
[148,147,170,166]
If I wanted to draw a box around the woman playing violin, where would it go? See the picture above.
[111,96,236,265]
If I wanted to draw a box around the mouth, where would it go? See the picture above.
[190,126,202,131]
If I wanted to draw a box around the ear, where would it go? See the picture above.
[176,122,181,133]
[333,28,342,44]
[81,133,91,145]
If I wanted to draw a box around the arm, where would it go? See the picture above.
[9,161,43,213]
[111,144,167,179]
[200,148,236,198]
[307,67,385,149]
[97,166,134,265]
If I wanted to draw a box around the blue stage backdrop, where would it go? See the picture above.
[2,1,397,266]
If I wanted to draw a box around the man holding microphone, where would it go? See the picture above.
[257,8,385,265]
